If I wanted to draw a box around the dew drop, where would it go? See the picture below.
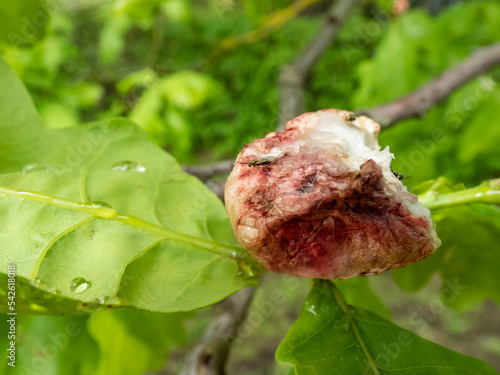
[45,287,60,295]
[22,163,52,174]
[30,279,42,287]
[83,201,112,209]
[305,302,317,316]
[81,201,116,218]
[95,296,110,305]
[30,278,49,290]
[111,160,146,173]
[70,277,91,294]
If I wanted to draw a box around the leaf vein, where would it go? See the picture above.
[331,281,381,375]
[30,215,95,280]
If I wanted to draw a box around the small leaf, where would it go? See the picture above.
[276,279,497,374]
[394,177,500,310]
[393,203,500,311]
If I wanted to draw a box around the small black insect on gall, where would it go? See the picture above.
[344,113,356,122]
[240,151,285,167]
[391,168,404,181]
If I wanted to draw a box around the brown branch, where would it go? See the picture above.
[181,287,256,375]
[361,41,500,127]
[183,160,234,182]
[278,0,359,130]
[205,178,227,202]
[182,161,234,201]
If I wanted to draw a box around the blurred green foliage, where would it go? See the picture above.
[0,310,191,374]
[0,0,48,46]
[1,0,499,177]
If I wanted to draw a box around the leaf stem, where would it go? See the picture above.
[0,185,249,261]
[418,179,500,210]
[330,281,381,375]
[114,215,240,258]
[0,186,117,218]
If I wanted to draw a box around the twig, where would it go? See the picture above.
[182,160,234,182]
[181,287,256,375]
[205,178,227,202]
[278,0,359,130]
[182,161,233,201]
[361,42,500,127]
[211,0,323,56]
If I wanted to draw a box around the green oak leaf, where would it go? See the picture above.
[393,178,500,311]
[0,58,259,315]
[393,203,500,311]
[276,279,497,375]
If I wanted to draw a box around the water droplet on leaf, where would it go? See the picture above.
[22,163,52,174]
[95,296,111,304]
[83,201,112,209]
[111,160,146,172]
[70,277,91,294]
[45,287,60,295]
[30,278,49,290]
[305,302,317,316]
[81,201,116,218]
